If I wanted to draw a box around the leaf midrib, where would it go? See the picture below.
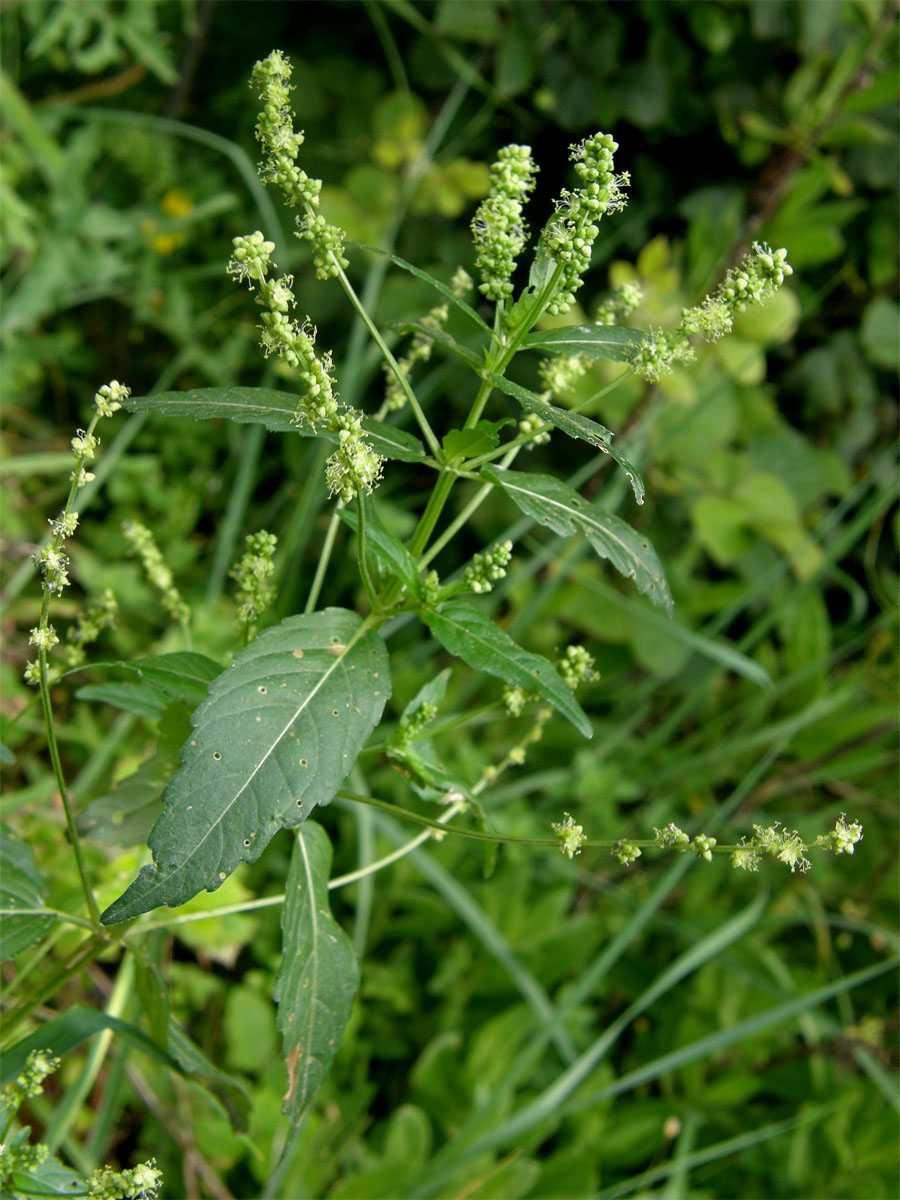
[155,618,369,879]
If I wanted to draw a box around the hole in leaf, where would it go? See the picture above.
[213,751,221,761]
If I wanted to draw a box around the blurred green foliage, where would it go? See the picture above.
[1,2,897,1197]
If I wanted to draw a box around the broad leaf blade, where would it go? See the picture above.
[133,652,222,706]
[275,822,359,1125]
[421,602,591,737]
[483,370,645,504]
[123,388,427,463]
[0,824,55,960]
[482,466,672,611]
[101,610,391,924]
[522,325,644,363]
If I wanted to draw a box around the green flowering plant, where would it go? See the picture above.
[9,48,867,1156]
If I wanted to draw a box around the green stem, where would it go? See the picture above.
[37,652,100,927]
[304,507,341,614]
[312,224,441,460]
[420,445,523,570]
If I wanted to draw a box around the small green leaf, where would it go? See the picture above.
[421,602,591,737]
[350,244,491,333]
[442,418,513,462]
[0,824,54,960]
[123,388,427,463]
[275,822,359,1125]
[101,610,391,924]
[339,506,420,596]
[482,466,672,611]
[483,370,645,504]
[522,325,645,363]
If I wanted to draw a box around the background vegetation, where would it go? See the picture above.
[2,2,897,1197]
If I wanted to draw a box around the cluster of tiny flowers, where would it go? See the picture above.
[552,812,587,859]
[463,541,513,594]
[471,144,538,300]
[518,412,551,447]
[629,244,793,382]
[88,1160,163,1200]
[539,351,589,399]
[419,569,442,607]
[230,530,277,628]
[227,234,384,502]
[595,281,643,326]
[396,700,438,745]
[324,414,385,504]
[612,839,641,865]
[26,382,127,683]
[653,823,717,861]
[540,134,629,315]
[1,1050,60,1110]
[250,50,348,278]
[559,644,596,689]
[814,814,864,856]
[122,521,190,627]
[741,824,809,873]
[503,685,530,717]
[65,588,118,667]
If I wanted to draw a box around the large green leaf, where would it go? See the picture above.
[101,610,391,924]
[421,602,591,737]
[482,466,673,612]
[522,324,645,362]
[275,822,359,1125]
[483,370,645,504]
[123,388,428,463]
[0,823,55,960]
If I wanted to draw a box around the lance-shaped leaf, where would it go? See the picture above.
[390,321,483,369]
[275,822,359,1125]
[482,465,672,612]
[123,388,427,463]
[421,602,591,738]
[351,243,492,334]
[483,370,645,504]
[522,324,645,363]
[101,610,391,924]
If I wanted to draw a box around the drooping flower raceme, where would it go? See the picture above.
[250,49,348,280]
[629,243,794,382]
[471,144,538,301]
[227,233,384,503]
